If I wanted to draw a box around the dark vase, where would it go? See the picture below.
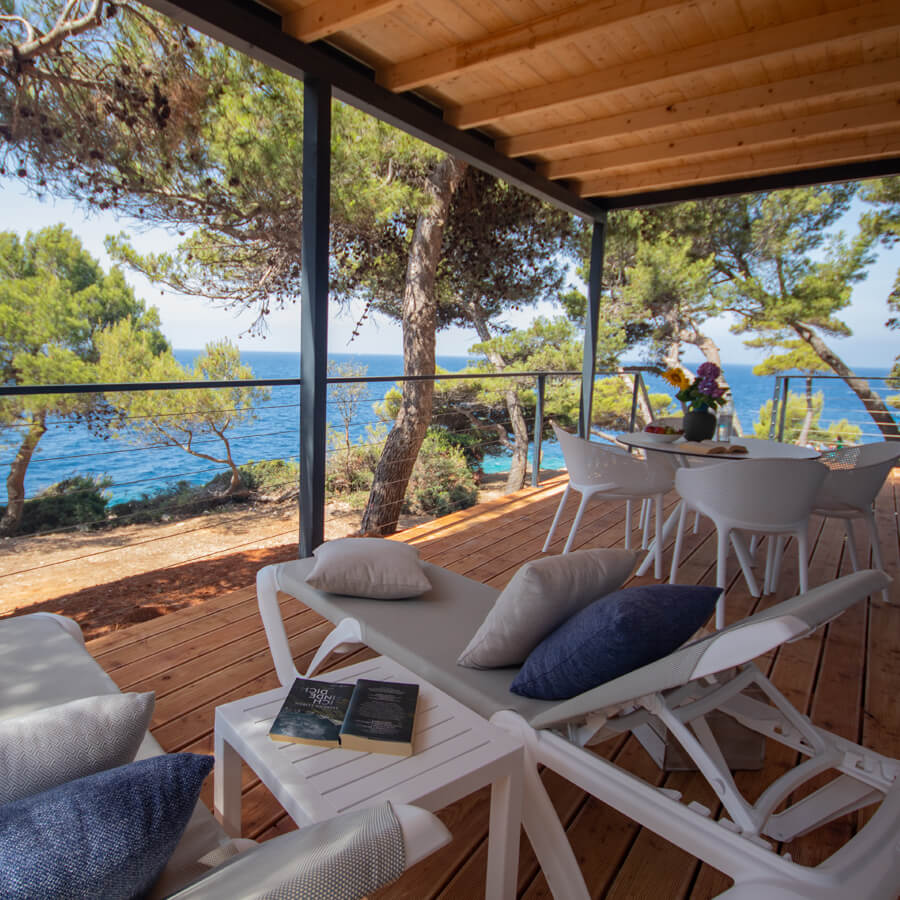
[683,409,716,441]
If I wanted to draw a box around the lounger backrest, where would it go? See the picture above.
[528,568,889,730]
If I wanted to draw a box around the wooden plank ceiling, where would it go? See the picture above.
[258,0,900,206]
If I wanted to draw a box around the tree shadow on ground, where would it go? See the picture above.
[2,544,302,641]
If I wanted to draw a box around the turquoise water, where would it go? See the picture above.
[3,352,894,503]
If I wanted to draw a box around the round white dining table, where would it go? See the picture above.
[614,433,820,579]
[615,433,821,461]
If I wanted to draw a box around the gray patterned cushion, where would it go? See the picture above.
[169,802,406,900]
[0,692,154,805]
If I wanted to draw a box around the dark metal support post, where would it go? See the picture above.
[532,373,545,487]
[579,217,606,438]
[299,77,331,558]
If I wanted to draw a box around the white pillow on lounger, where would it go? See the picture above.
[457,548,637,669]
[305,537,432,599]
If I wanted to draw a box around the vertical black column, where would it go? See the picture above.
[299,77,331,558]
[579,217,606,438]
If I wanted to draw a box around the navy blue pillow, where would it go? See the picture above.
[510,584,721,700]
[0,752,213,900]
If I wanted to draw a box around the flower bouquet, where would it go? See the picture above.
[663,362,728,412]
[662,363,728,441]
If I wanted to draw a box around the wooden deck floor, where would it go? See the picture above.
[86,473,900,899]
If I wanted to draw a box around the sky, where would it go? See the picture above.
[1,176,897,367]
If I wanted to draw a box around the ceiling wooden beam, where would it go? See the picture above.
[377,0,685,93]
[283,0,401,43]
[498,58,900,159]
[598,157,900,209]
[447,1,900,130]
[542,99,900,179]
[577,128,900,197]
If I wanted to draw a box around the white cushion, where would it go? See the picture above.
[457,548,637,669]
[305,538,432,599]
[0,692,155,805]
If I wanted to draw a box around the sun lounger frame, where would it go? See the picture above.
[257,561,899,899]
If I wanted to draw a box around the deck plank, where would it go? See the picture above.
[77,477,899,899]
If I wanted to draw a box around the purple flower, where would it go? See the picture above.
[696,362,720,379]
[697,377,718,395]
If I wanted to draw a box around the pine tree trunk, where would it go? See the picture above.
[360,157,467,535]
[465,299,529,492]
[503,389,529,492]
[0,413,47,536]
[794,323,900,439]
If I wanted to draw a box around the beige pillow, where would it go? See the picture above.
[0,691,155,805]
[305,537,432,599]
[457,548,637,669]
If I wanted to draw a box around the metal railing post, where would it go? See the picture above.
[629,373,642,432]
[776,376,790,442]
[768,376,781,440]
[532,373,545,487]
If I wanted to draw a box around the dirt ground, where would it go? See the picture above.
[0,477,511,641]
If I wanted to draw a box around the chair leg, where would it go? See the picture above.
[563,494,590,554]
[843,519,860,572]
[730,532,760,598]
[641,498,652,549]
[653,494,664,579]
[542,485,570,553]
[770,535,787,594]
[796,530,810,594]
[693,510,700,534]
[863,511,890,604]
[624,499,633,551]
[669,501,688,584]
[716,527,729,629]
[764,537,776,594]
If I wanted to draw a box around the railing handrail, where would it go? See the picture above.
[772,374,898,381]
[0,365,659,396]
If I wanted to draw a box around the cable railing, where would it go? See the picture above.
[0,367,661,568]
[10,366,900,600]
[768,374,900,446]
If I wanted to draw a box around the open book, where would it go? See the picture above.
[269,676,419,756]
[677,441,748,455]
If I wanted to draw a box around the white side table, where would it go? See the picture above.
[215,655,523,900]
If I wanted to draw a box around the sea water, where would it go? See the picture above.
[2,352,894,504]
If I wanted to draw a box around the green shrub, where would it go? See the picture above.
[404,428,478,517]
[325,426,385,498]
[107,481,202,523]
[203,459,300,495]
[16,475,111,533]
[238,459,300,493]
[437,428,484,470]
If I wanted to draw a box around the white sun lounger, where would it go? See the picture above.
[257,561,899,900]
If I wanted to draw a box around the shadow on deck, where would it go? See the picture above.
[85,473,900,899]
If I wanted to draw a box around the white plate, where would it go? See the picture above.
[641,431,682,443]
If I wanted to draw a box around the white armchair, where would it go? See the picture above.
[543,423,674,576]
[674,458,826,628]
[813,441,900,603]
